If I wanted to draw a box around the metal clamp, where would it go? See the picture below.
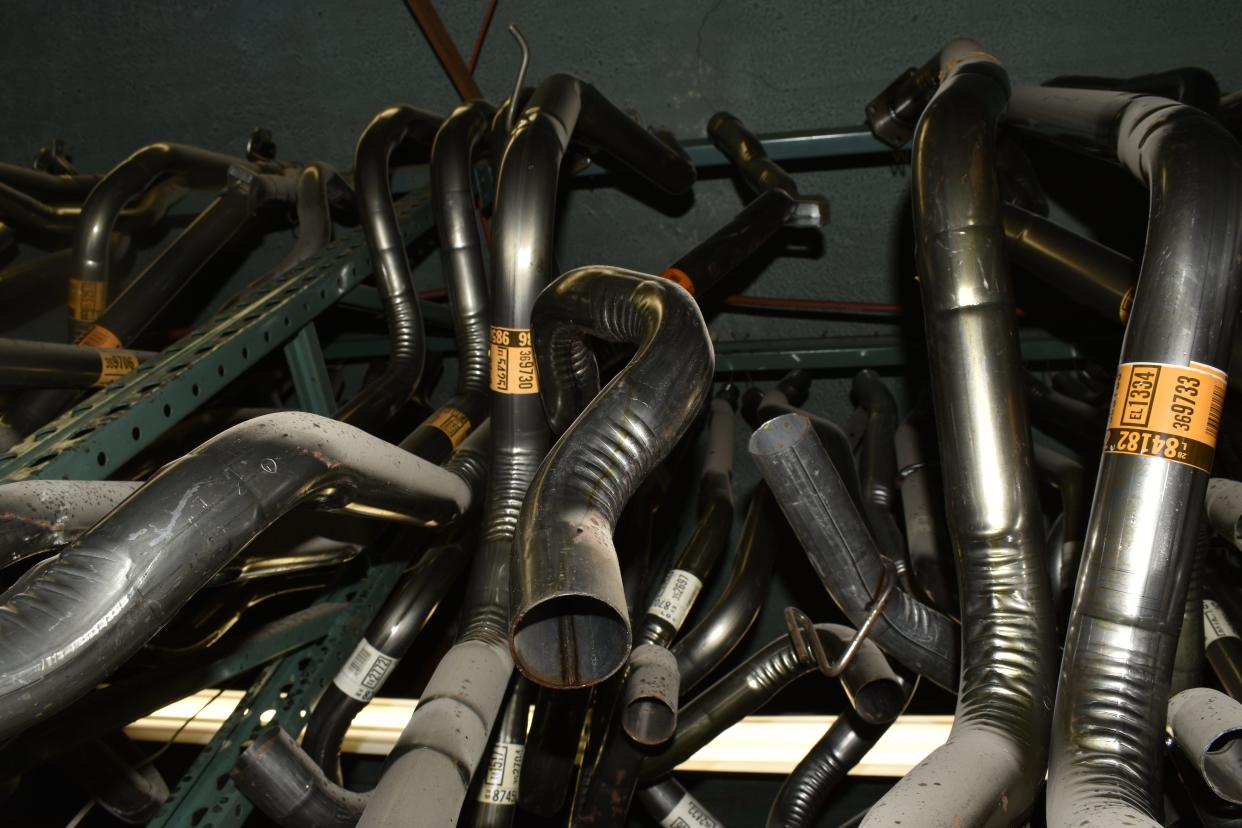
[784,557,897,678]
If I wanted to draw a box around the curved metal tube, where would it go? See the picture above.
[749,415,958,691]
[863,41,1055,828]
[1169,688,1242,806]
[511,266,714,688]
[0,412,470,741]
[1043,66,1221,113]
[1006,84,1242,828]
[0,162,98,201]
[398,101,496,462]
[756,386,863,511]
[674,484,780,694]
[486,74,696,627]
[642,624,904,780]
[71,142,255,338]
[233,727,366,828]
[768,713,894,828]
[0,177,186,235]
[299,541,471,781]
[334,106,441,430]
[0,480,141,567]
[850,371,915,588]
[86,171,292,345]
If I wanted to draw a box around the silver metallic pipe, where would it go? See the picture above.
[0,412,471,741]
[1007,84,1242,828]
[335,106,440,430]
[511,266,713,688]
[863,40,1055,828]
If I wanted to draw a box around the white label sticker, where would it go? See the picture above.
[649,569,704,630]
[476,741,524,805]
[1205,599,1239,647]
[333,639,396,702]
[660,793,720,828]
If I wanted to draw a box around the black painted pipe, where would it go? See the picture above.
[399,100,495,462]
[70,142,261,339]
[334,106,441,431]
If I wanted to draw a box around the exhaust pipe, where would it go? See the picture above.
[334,106,441,431]
[642,623,906,780]
[510,265,714,688]
[399,100,496,462]
[860,40,1056,828]
[1005,83,1242,827]
[0,412,471,741]
[357,76,695,828]
[0,480,140,567]
[70,142,264,339]
[749,414,958,691]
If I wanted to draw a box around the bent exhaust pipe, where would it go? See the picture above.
[399,100,496,462]
[71,142,264,339]
[335,106,441,431]
[860,40,1056,828]
[1006,84,1242,827]
[510,265,714,688]
[0,412,471,741]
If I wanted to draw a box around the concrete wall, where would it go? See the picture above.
[4,1,1239,344]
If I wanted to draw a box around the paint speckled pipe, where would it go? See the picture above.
[0,412,471,742]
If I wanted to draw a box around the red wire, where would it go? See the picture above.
[418,289,449,301]
[468,0,499,75]
[722,295,904,315]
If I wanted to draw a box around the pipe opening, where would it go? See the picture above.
[750,413,812,456]
[512,594,629,687]
[850,677,907,726]
[623,698,676,747]
[1205,730,1242,805]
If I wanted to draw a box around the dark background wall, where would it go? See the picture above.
[3,3,1241,825]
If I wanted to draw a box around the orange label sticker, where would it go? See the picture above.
[489,326,539,394]
[68,278,107,324]
[77,324,123,350]
[94,350,141,387]
[426,406,473,447]
[1104,361,1227,473]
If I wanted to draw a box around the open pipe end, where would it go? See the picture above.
[749,411,813,457]
[621,643,680,746]
[511,593,630,689]
[1204,733,1242,805]
[623,699,676,747]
